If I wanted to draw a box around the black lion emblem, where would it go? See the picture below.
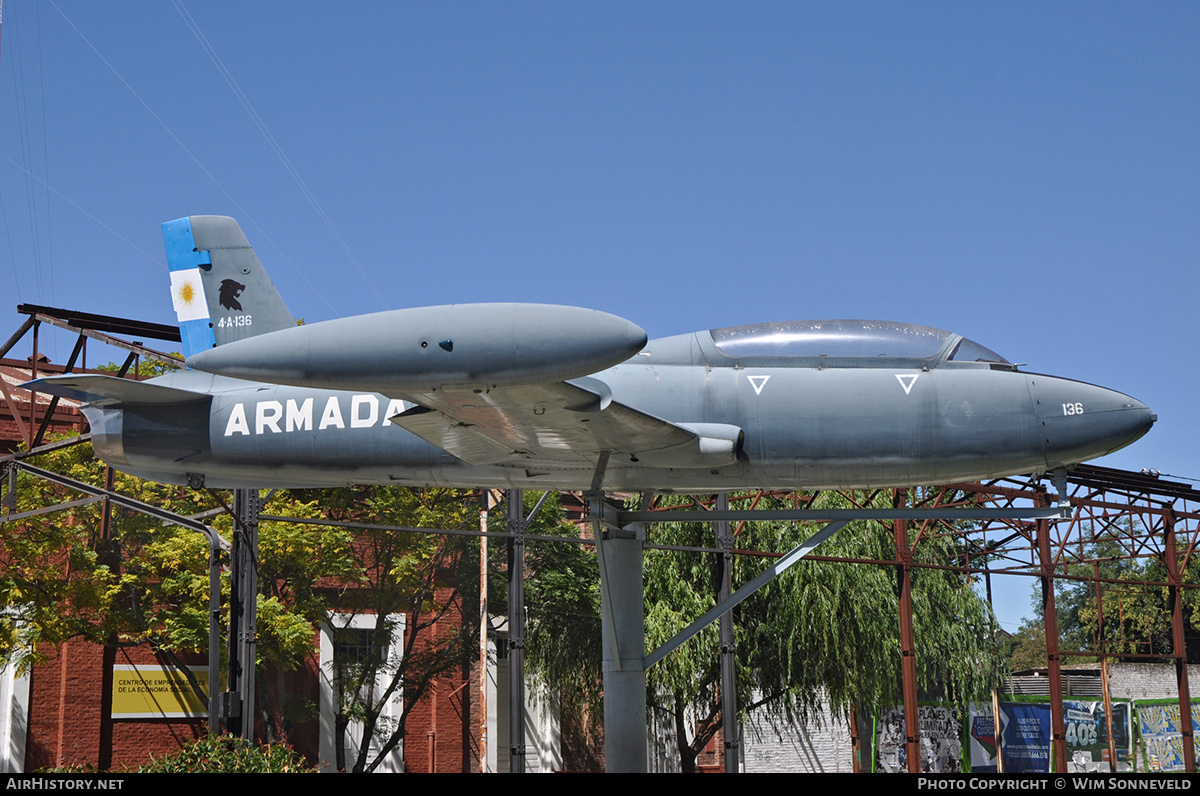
[219,279,246,311]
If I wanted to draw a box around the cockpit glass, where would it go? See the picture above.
[947,337,1011,365]
[710,320,952,359]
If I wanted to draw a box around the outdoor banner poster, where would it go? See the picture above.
[873,704,964,773]
[997,697,1133,773]
[968,703,998,773]
[1060,699,1132,772]
[1134,700,1200,772]
[998,699,1051,772]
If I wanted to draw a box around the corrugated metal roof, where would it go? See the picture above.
[1003,670,1104,697]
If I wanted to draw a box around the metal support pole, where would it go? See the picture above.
[506,489,526,773]
[1036,500,1068,773]
[240,489,259,743]
[227,488,259,741]
[479,491,491,771]
[593,492,647,773]
[992,690,1004,774]
[30,333,85,449]
[1165,512,1195,772]
[226,507,243,735]
[714,493,739,772]
[849,708,863,773]
[1093,559,1118,771]
[1100,658,1117,773]
[28,321,39,449]
[893,510,921,773]
[208,525,221,734]
[96,466,117,771]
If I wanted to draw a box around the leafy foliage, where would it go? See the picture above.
[1,440,216,670]
[1004,616,1049,671]
[297,485,481,772]
[509,492,603,712]
[95,355,181,380]
[644,490,1005,771]
[1011,527,1200,665]
[2,439,482,772]
[511,488,1006,773]
[136,734,316,773]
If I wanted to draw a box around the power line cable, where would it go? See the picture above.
[7,0,44,300]
[0,150,159,264]
[44,0,340,318]
[34,0,54,306]
[0,0,24,300]
[173,0,388,312]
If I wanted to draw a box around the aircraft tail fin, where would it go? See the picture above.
[162,216,296,360]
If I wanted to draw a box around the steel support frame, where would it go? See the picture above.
[591,493,647,773]
[0,460,236,737]
[0,306,183,454]
[714,493,739,773]
[592,491,1064,774]
[226,489,260,741]
[658,474,1200,775]
[0,308,248,741]
[8,455,1200,771]
[506,489,527,773]
[8,403,1200,777]
[1165,511,1196,770]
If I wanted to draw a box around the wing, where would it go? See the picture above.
[390,377,733,468]
[22,374,211,406]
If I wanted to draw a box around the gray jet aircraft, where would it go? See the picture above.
[25,216,1155,492]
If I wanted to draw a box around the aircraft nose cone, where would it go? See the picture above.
[1114,396,1156,445]
[1029,375,1155,467]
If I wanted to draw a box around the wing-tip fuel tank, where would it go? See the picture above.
[185,303,649,394]
[22,215,1156,492]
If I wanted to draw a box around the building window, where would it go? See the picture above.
[319,613,405,772]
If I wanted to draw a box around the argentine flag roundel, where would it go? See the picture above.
[170,268,210,323]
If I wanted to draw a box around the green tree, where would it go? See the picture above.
[645,490,1003,772]
[1,440,217,671]
[1004,616,1049,671]
[518,489,1005,773]
[1029,529,1200,664]
[498,492,604,769]
[295,485,481,773]
[2,441,481,772]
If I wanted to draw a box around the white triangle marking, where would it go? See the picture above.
[748,375,770,395]
[896,374,919,395]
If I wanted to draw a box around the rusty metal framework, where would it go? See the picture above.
[2,307,1198,773]
[0,303,181,453]
[631,471,1200,772]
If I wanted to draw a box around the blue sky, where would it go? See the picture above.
[1,2,1197,630]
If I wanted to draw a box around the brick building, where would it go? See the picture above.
[8,610,490,772]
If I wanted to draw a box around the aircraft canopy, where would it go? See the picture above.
[709,320,1010,365]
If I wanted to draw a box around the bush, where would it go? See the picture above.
[138,734,316,773]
